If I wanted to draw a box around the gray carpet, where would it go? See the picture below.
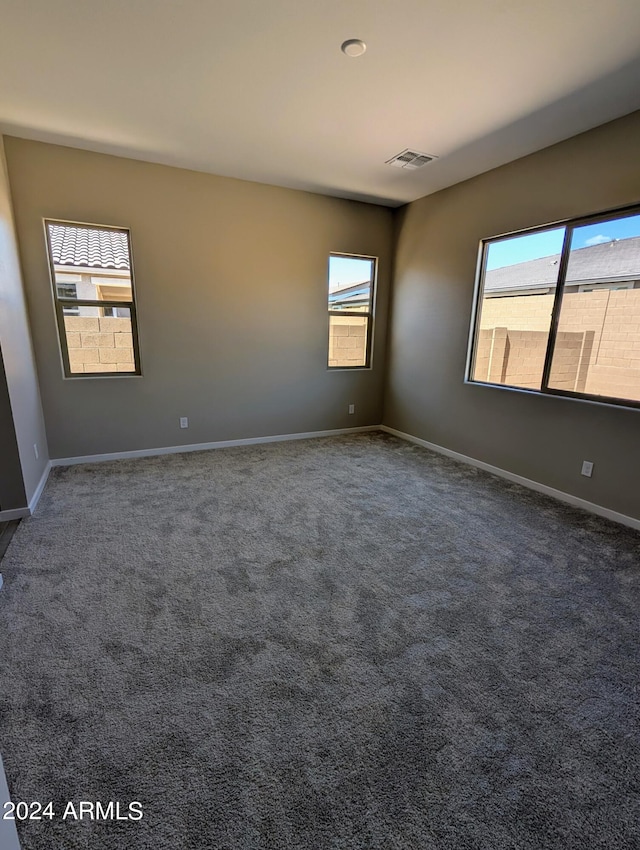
[0,520,20,564]
[0,431,639,849]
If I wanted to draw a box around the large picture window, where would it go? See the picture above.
[468,204,640,408]
[45,220,142,377]
[328,253,376,368]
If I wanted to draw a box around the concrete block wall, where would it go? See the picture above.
[328,315,368,367]
[475,327,508,384]
[548,331,594,392]
[473,328,493,382]
[503,329,549,390]
[586,363,640,399]
[480,293,555,333]
[476,289,640,400]
[582,289,640,397]
[475,326,593,391]
[63,316,135,373]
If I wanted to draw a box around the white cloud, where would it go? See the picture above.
[585,234,613,246]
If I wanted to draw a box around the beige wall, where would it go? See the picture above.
[0,138,48,509]
[67,312,368,373]
[385,110,640,522]
[4,138,393,459]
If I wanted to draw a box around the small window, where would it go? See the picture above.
[328,253,376,368]
[468,204,640,408]
[45,220,142,377]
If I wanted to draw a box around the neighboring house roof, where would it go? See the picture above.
[329,281,371,308]
[484,235,640,294]
[48,223,130,270]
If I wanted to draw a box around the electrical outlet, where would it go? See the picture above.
[581,460,594,478]
[33,443,39,459]
[348,404,355,414]
[180,417,189,429]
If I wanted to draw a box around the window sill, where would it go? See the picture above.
[464,378,640,413]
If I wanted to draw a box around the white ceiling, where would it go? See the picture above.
[1,0,640,207]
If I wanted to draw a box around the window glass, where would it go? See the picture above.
[472,228,565,389]
[328,254,376,368]
[548,213,640,402]
[328,315,368,367]
[328,256,374,313]
[469,204,640,409]
[45,221,141,377]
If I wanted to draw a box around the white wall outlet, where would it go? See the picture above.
[33,443,39,459]
[581,460,594,478]
[180,417,189,429]
[348,404,355,414]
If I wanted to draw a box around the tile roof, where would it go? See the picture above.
[48,223,130,270]
[485,235,640,293]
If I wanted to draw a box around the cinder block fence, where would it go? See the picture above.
[63,316,135,373]
[476,289,640,397]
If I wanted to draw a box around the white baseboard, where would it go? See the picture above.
[0,507,29,521]
[51,425,382,467]
[28,461,51,515]
[381,425,640,532]
[0,463,51,521]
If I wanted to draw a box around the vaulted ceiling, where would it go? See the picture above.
[1,0,639,206]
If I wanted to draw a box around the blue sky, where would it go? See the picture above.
[486,213,640,270]
[572,213,640,250]
[486,228,565,270]
[329,255,374,292]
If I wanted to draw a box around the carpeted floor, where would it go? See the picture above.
[0,431,639,849]
[0,520,20,564]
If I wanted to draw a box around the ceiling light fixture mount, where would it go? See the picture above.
[341,39,367,58]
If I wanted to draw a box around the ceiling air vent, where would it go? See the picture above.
[386,149,437,170]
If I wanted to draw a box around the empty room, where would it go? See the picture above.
[1,2,639,848]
